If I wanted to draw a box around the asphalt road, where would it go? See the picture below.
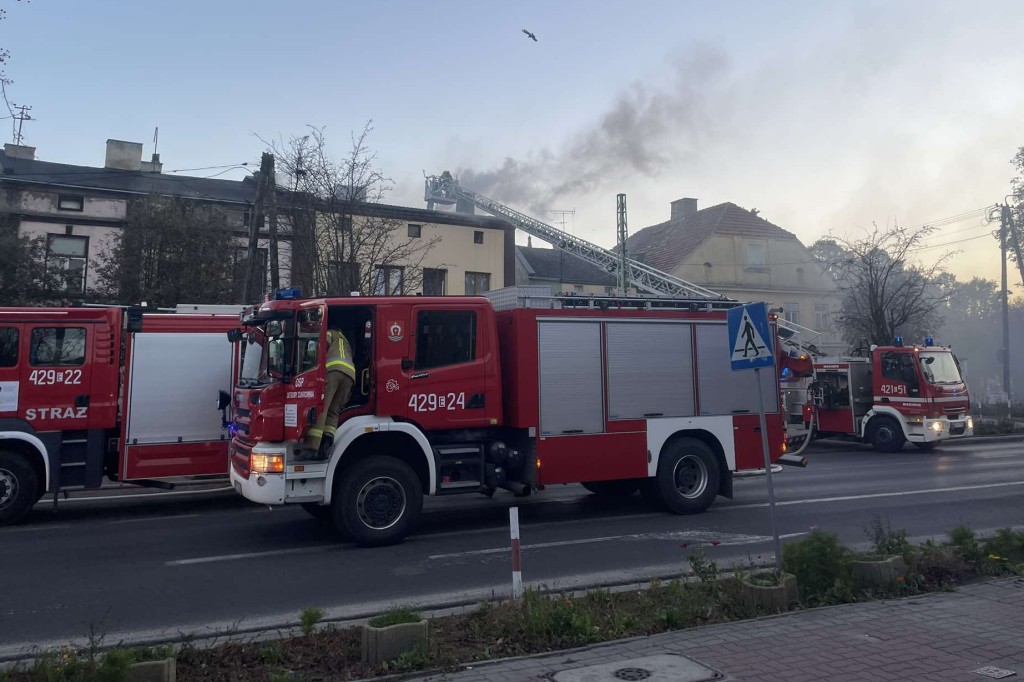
[2,437,1022,655]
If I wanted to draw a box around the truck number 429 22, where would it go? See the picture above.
[408,392,466,412]
[29,369,83,385]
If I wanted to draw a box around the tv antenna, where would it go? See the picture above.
[548,208,575,234]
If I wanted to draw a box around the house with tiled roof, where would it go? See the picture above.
[628,197,844,354]
[515,241,618,294]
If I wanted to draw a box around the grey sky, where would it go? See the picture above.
[4,0,1020,282]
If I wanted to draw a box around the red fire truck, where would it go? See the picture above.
[229,287,789,546]
[0,306,240,524]
[785,337,973,452]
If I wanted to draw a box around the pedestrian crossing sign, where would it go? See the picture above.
[727,302,775,371]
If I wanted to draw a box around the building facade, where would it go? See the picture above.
[0,141,513,304]
[628,197,844,354]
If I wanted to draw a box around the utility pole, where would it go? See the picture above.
[1001,204,1011,403]
[616,194,629,295]
[266,154,280,291]
[12,104,31,145]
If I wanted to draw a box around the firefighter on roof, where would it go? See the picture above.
[301,327,355,459]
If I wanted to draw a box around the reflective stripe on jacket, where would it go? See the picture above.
[325,330,356,378]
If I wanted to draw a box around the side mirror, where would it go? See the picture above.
[217,390,232,411]
[226,328,243,343]
[126,306,144,333]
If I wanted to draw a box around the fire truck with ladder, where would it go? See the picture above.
[0,305,240,524]
[228,175,806,546]
[781,337,973,452]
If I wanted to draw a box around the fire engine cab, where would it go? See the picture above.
[0,306,240,524]
[228,287,788,546]
[786,337,973,451]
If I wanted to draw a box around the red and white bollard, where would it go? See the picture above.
[510,506,523,600]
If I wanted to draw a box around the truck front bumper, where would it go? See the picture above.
[946,415,974,439]
[230,442,288,505]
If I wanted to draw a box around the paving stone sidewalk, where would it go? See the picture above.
[411,578,1024,682]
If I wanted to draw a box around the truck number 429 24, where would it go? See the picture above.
[408,392,466,412]
[29,369,83,386]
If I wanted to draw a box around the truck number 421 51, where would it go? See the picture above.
[408,392,466,412]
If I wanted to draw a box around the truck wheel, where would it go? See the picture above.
[869,417,905,452]
[301,502,333,522]
[333,456,423,547]
[643,438,720,515]
[581,480,640,497]
[0,451,38,525]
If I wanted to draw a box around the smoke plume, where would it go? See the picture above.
[457,48,730,214]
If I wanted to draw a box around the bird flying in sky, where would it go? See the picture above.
[522,29,538,42]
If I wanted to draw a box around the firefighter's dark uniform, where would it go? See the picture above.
[303,329,355,455]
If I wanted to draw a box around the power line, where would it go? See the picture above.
[910,231,995,252]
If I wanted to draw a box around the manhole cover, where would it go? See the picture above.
[974,667,1017,679]
[613,669,653,681]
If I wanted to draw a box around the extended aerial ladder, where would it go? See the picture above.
[424,172,822,353]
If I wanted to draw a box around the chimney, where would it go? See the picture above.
[3,143,36,160]
[670,197,698,220]
[104,139,143,171]
[140,152,163,174]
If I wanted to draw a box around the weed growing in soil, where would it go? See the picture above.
[299,608,324,637]
[367,608,422,629]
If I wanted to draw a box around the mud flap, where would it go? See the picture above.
[718,468,733,499]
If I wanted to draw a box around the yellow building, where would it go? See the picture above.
[628,198,844,354]
[296,202,515,297]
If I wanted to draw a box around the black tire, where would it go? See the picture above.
[0,451,38,525]
[332,456,423,547]
[643,438,720,515]
[581,480,640,497]
[913,441,938,451]
[869,416,906,452]
[301,502,333,522]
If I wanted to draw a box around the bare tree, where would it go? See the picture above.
[266,123,440,297]
[0,213,60,305]
[97,195,238,307]
[811,225,948,345]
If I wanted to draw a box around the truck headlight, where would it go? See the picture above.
[931,421,944,432]
[251,453,285,474]
[967,416,974,430]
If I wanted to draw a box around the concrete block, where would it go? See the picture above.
[362,620,429,665]
[739,571,798,612]
[853,556,907,590]
[128,658,176,682]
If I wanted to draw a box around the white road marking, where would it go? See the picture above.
[108,513,202,525]
[166,544,335,566]
[0,523,73,534]
[718,480,1024,511]
[427,531,807,561]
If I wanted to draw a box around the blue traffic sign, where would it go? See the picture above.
[727,302,776,371]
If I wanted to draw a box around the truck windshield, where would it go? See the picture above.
[237,321,287,386]
[919,351,962,385]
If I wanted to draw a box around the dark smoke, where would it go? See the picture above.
[457,48,730,215]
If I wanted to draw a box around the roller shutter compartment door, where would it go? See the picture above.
[538,321,604,436]
[606,322,695,419]
[695,324,778,415]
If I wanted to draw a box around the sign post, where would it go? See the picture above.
[727,302,783,573]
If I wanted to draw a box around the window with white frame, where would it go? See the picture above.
[815,303,829,330]
[784,302,800,326]
[746,243,765,269]
[47,234,88,293]
[57,195,84,212]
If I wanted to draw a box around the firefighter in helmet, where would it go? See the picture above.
[300,326,356,459]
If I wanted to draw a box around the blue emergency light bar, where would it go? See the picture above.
[925,337,934,347]
[271,287,302,300]
[894,337,904,347]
